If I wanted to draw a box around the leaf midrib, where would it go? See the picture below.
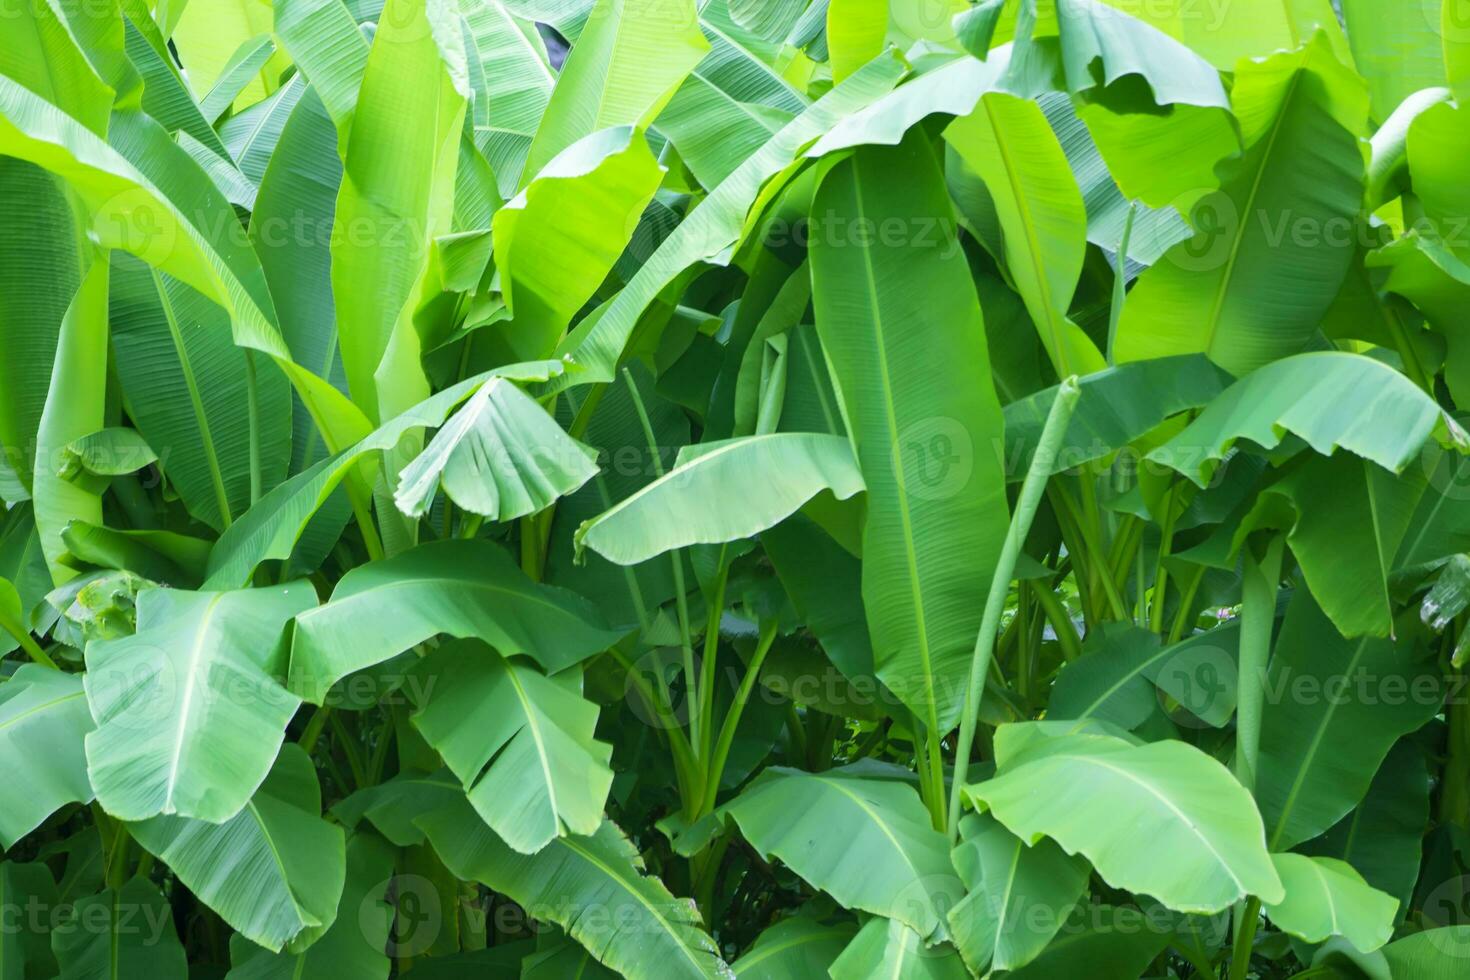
[1267,636,1373,850]
[847,160,941,737]
[1199,66,1304,364]
[161,594,226,813]
[558,836,713,976]
[150,267,234,529]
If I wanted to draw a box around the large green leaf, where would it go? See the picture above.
[575,433,864,565]
[569,52,906,386]
[521,0,708,180]
[460,0,555,193]
[1262,452,1425,637]
[129,745,346,953]
[0,72,369,454]
[51,877,187,980]
[1340,0,1446,123]
[810,131,1009,734]
[948,811,1090,974]
[0,665,95,848]
[828,917,969,980]
[1264,853,1396,952]
[1002,355,1231,479]
[290,539,621,701]
[248,84,346,473]
[329,0,466,424]
[410,642,613,853]
[963,726,1284,912]
[108,253,291,531]
[1046,0,1230,111]
[83,582,316,823]
[1094,0,1346,71]
[203,361,564,588]
[493,126,662,361]
[945,81,1107,377]
[1112,36,1368,376]
[810,55,1001,157]
[730,917,856,978]
[224,833,392,980]
[1301,739,1430,916]
[720,767,964,941]
[1255,590,1443,851]
[394,377,599,520]
[0,158,80,493]
[1148,352,1469,487]
[420,796,727,978]
[31,261,109,583]
[0,860,58,979]
[272,0,369,142]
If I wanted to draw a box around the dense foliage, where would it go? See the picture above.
[4,0,1470,976]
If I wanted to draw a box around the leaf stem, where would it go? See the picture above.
[1234,534,1285,792]
[1228,896,1262,980]
[698,554,729,763]
[700,618,778,815]
[620,368,700,749]
[1106,201,1137,366]
[947,377,1081,842]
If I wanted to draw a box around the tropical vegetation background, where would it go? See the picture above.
[4,0,1470,976]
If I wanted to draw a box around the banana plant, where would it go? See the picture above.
[4,0,1470,977]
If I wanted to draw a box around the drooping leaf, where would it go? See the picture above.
[721,767,964,941]
[290,539,621,701]
[521,0,709,180]
[420,796,728,978]
[576,433,864,565]
[83,582,316,823]
[945,79,1107,377]
[129,745,346,953]
[410,641,613,853]
[395,377,599,520]
[0,665,95,848]
[1148,352,1470,487]
[223,833,393,980]
[948,811,1090,974]
[963,726,1284,912]
[203,361,564,588]
[1263,854,1397,952]
[730,917,856,978]
[1255,590,1443,851]
[51,877,187,980]
[493,126,662,361]
[810,130,1009,734]
[1112,36,1368,376]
